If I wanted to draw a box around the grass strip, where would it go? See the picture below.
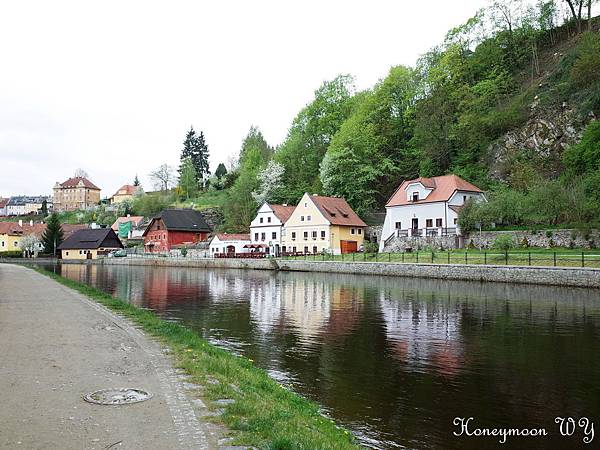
[33,267,359,450]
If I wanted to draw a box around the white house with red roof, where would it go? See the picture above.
[379,175,486,252]
[250,203,296,256]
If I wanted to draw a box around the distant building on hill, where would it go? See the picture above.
[143,209,211,253]
[109,184,139,204]
[5,196,50,216]
[53,176,101,212]
[0,198,10,216]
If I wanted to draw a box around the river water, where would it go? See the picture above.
[37,263,600,449]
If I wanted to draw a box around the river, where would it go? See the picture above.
[37,263,600,449]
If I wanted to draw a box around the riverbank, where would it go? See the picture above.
[29,265,359,450]
[24,256,599,289]
[0,264,214,450]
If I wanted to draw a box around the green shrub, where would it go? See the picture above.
[0,250,23,258]
[493,235,515,251]
[180,246,188,257]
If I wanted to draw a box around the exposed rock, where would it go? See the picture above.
[488,104,591,182]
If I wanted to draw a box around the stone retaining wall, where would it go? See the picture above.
[466,229,599,249]
[86,256,600,289]
[277,260,600,288]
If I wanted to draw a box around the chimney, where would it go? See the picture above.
[18,219,23,226]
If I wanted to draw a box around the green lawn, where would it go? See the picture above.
[282,249,600,268]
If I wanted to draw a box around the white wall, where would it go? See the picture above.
[405,182,433,201]
[209,237,251,255]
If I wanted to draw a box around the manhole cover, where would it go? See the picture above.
[83,388,153,405]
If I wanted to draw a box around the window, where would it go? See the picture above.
[66,251,69,256]
[454,218,458,225]
[412,192,419,202]
[313,246,317,254]
[463,195,467,202]
[312,231,317,239]
[14,241,17,247]
[303,231,308,240]
[292,232,296,240]
[254,233,259,240]
[351,228,355,234]
[436,218,443,227]
[261,232,266,241]
[307,215,311,221]
[321,230,326,239]
[304,246,309,254]
[395,222,402,229]
[272,232,277,239]
[358,229,362,235]
[426,219,433,228]
[300,216,304,221]
[292,246,296,252]
[1,241,4,247]
[260,217,263,223]
[304,202,307,207]
[267,217,271,223]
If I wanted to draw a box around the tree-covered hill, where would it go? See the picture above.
[146,2,600,233]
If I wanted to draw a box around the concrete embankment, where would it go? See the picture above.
[65,256,600,288]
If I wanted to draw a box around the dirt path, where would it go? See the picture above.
[0,264,220,450]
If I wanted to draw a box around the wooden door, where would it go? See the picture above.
[340,240,357,254]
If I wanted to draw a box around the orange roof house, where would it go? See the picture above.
[282,193,367,255]
[379,174,486,251]
[109,184,139,204]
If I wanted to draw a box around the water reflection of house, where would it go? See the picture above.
[379,290,465,377]
[141,268,209,312]
[326,286,363,338]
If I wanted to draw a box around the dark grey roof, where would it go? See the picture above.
[58,228,124,250]
[144,209,211,235]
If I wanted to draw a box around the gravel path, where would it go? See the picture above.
[0,264,220,450]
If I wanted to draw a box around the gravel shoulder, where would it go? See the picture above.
[0,264,218,450]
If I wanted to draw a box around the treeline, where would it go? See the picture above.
[217,0,600,232]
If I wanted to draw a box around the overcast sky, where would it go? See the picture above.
[1,0,495,197]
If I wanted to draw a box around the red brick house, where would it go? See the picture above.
[143,208,211,253]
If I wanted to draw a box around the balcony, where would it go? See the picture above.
[395,227,458,238]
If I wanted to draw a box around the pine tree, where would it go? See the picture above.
[215,163,227,179]
[179,126,210,184]
[133,174,140,186]
[42,213,64,256]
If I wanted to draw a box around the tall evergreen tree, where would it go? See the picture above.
[179,126,210,184]
[133,174,140,186]
[42,213,64,256]
[215,163,228,179]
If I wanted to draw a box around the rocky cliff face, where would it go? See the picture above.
[487,102,595,181]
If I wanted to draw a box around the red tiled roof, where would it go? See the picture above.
[59,177,100,190]
[386,174,483,207]
[309,195,366,227]
[269,204,296,223]
[214,233,250,241]
[61,224,89,238]
[111,216,145,230]
[112,184,136,197]
[0,222,23,235]
[0,198,9,208]
[21,223,47,236]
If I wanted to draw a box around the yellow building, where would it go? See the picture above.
[0,222,23,253]
[109,184,138,204]
[282,193,366,255]
[58,228,123,260]
[53,176,101,212]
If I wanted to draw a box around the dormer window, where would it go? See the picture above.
[412,193,419,202]
[260,217,263,223]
